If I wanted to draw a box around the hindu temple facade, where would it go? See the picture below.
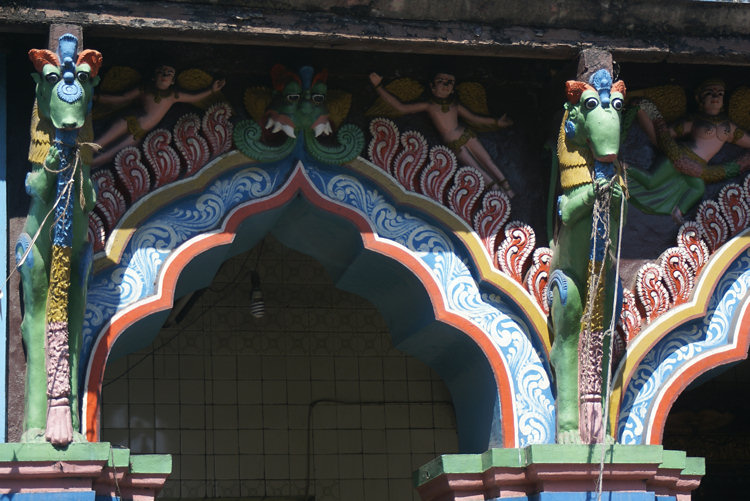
[1,2,749,500]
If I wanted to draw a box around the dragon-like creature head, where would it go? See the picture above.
[29,33,102,131]
[564,69,626,162]
[264,64,331,139]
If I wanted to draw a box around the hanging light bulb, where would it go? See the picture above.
[249,270,265,318]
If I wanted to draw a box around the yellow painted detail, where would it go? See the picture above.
[557,110,593,189]
[94,150,551,354]
[610,230,750,434]
[95,151,256,272]
[46,246,72,324]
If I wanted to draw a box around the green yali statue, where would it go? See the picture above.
[548,69,626,444]
[16,34,101,446]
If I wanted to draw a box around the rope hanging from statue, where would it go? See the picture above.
[592,158,628,500]
[0,141,95,319]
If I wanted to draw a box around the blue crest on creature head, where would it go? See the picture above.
[299,66,314,90]
[56,33,83,104]
[589,69,612,109]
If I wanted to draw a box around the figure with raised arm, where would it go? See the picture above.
[92,64,225,167]
[628,78,750,223]
[369,70,515,197]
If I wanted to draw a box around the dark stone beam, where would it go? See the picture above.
[1,3,750,62]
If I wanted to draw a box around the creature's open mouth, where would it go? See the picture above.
[265,115,296,139]
[311,116,332,137]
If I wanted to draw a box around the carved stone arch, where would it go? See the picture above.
[80,152,555,450]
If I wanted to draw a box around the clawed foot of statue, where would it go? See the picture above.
[488,179,515,199]
[557,429,584,444]
[45,398,73,447]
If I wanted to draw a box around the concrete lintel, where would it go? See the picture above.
[2,3,750,65]
[415,446,705,501]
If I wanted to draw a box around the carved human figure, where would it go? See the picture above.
[369,71,515,197]
[629,78,750,222]
[92,64,225,167]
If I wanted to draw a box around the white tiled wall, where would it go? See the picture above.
[101,236,459,500]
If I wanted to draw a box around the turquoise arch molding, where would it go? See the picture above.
[614,231,750,445]
[79,150,555,450]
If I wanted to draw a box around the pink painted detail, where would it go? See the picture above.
[45,319,73,446]
[91,170,127,234]
[45,397,73,447]
[647,468,703,501]
[416,461,700,501]
[116,474,170,501]
[676,222,710,276]
[578,397,604,445]
[619,287,642,344]
[636,263,670,324]
[717,183,749,236]
[578,326,605,444]
[143,129,181,189]
[448,166,485,224]
[0,461,105,485]
[483,467,534,499]
[367,118,399,172]
[0,478,94,493]
[392,130,428,192]
[174,113,211,177]
[46,321,70,398]
[696,199,728,252]
[416,473,485,501]
[88,212,106,253]
[114,146,151,203]
[202,102,234,157]
[473,189,511,261]
[523,462,661,491]
[496,221,535,283]
[525,247,552,315]
[420,145,457,204]
[659,247,695,306]
[93,467,127,497]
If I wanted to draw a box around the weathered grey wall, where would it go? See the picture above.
[2,1,750,64]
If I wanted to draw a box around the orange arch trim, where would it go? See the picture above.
[647,294,750,444]
[84,166,520,446]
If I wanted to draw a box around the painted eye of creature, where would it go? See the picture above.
[311,94,325,104]
[612,97,623,111]
[584,97,599,110]
[77,71,90,83]
[286,94,300,103]
[45,73,60,85]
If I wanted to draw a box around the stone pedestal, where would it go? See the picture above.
[0,442,171,500]
[415,445,704,501]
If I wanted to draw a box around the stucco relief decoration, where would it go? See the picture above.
[233,64,365,165]
[87,65,232,252]
[364,72,517,266]
[31,49,746,451]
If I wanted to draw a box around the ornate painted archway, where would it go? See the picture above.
[80,145,556,451]
[613,230,750,444]
[75,94,750,455]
